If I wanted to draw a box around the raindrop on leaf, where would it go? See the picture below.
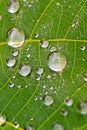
[43,95,54,106]
[18,64,31,77]
[7,27,25,48]
[40,40,49,48]
[52,123,64,130]
[0,114,6,126]
[6,57,16,67]
[8,0,20,14]
[77,101,87,115]
[48,52,66,72]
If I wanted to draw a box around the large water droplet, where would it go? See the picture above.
[43,95,54,106]
[64,97,73,107]
[53,123,64,130]
[6,57,16,67]
[12,49,19,56]
[7,27,25,48]
[24,125,35,130]
[8,0,20,14]
[36,67,43,75]
[48,52,66,72]
[77,101,87,115]
[40,40,49,48]
[0,114,6,126]
[18,64,31,77]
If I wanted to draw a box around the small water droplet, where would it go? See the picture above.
[8,81,14,88]
[7,27,25,48]
[40,40,49,48]
[12,49,19,56]
[14,121,20,128]
[24,125,35,130]
[26,53,31,58]
[43,95,54,106]
[50,46,57,52]
[17,85,21,89]
[77,101,87,115]
[80,45,86,51]
[47,74,51,79]
[48,52,66,72]
[61,108,68,116]
[0,114,6,126]
[36,75,40,81]
[64,97,73,106]
[34,33,39,38]
[18,64,31,77]
[6,57,16,67]
[8,0,20,14]
[53,123,64,130]
[36,67,43,75]
[84,74,87,82]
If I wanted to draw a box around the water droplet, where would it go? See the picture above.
[48,52,66,72]
[80,45,86,51]
[40,40,49,48]
[77,101,87,115]
[64,97,73,106]
[6,57,16,67]
[24,125,35,130]
[36,75,40,81]
[8,0,20,14]
[50,46,57,52]
[61,108,68,116]
[8,81,14,88]
[47,74,51,79]
[43,95,54,106]
[26,54,31,58]
[18,64,31,77]
[53,123,64,130]
[34,33,39,38]
[36,67,43,75]
[7,27,25,48]
[17,85,21,88]
[14,121,20,128]
[84,74,87,82]
[12,49,19,56]
[0,114,6,126]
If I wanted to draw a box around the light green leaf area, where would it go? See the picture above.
[0,0,87,130]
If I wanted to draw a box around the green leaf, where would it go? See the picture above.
[0,0,87,130]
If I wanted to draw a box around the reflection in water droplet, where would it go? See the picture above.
[77,101,87,115]
[7,27,25,48]
[43,95,54,106]
[0,114,6,126]
[84,74,87,82]
[12,49,19,56]
[50,46,57,52]
[8,0,20,14]
[24,125,35,130]
[80,45,86,51]
[64,97,73,107]
[53,123,64,130]
[40,40,49,48]
[8,81,14,88]
[48,52,66,72]
[36,67,43,75]
[6,57,16,67]
[61,108,68,116]
[14,121,20,128]
[18,64,31,77]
